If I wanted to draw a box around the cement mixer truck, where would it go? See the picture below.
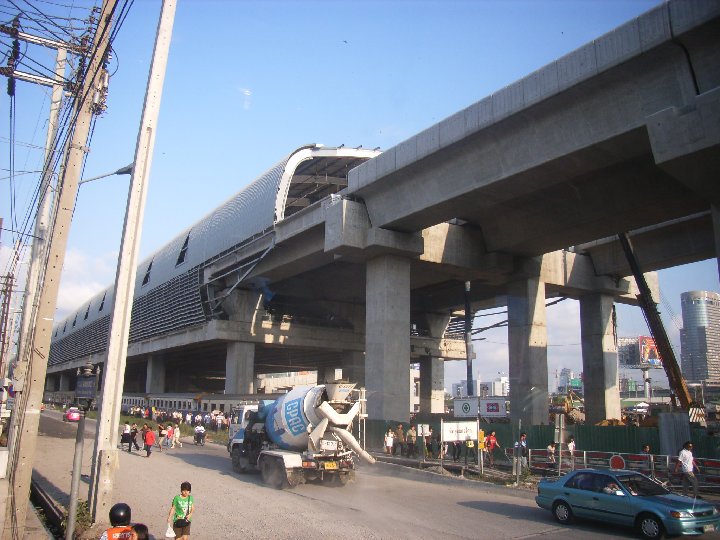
[227,383,375,488]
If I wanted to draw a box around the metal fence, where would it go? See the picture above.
[506,447,720,489]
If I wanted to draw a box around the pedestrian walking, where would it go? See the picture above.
[99,502,133,540]
[173,423,182,448]
[142,424,156,458]
[129,423,140,452]
[675,441,700,498]
[121,422,132,452]
[546,442,557,470]
[157,424,166,452]
[167,481,194,540]
[484,431,501,467]
[406,425,417,458]
[451,440,462,462]
[393,423,405,456]
[567,436,576,470]
[513,432,528,475]
[166,424,174,448]
[384,429,394,454]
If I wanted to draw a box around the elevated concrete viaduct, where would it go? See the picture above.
[46,0,719,428]
[336,0,720,425]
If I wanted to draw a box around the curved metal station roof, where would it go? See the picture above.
[51,144,380,343]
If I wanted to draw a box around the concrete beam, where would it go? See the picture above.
[324,198,423,259]
[577,213,715,275]
[648,88,720,202]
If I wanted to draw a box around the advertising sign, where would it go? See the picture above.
[479,399,507,418]
[442,421,478,442]
[639,336,662,367]
[453,398,478,418]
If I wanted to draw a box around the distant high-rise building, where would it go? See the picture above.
[558,368,573,392]
[680,291,720,383]
[491,376,509,397]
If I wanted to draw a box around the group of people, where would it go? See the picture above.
[100,482,194,540]
[120,422,184,457]
[124,406,230,432]
[383,426,505,465]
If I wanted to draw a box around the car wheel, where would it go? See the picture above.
[637,514,664,540]
[552,501,574,524]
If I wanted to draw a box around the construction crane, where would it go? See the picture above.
[617,233,698,414]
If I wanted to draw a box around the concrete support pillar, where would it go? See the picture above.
[713,204,720,281]
[58,372,70,392]
[145,355,166,394]
[419,355,445,414]
[580,293,622,424]
[225,342,255,394]
[508,277,549,427]
[366,255,411,422]
[44,375,55,391]
[341,351,365,387]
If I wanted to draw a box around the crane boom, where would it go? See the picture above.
[617,233,693,410]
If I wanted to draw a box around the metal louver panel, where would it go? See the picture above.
[129,268,205,343]
[49,315,111,366]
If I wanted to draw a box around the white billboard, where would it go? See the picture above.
[442,421,478,441]
[453,398,478,418]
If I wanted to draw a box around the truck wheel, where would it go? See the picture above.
[334,473,351,487]
[260,457,285,489]
[231,447,249,473]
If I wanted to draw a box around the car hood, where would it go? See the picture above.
[642,493,715,513]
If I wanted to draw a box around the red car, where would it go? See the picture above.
[63,407,81,422]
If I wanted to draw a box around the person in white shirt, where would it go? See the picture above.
[194,424,206,444]
[675,441,700,498]
[567,436,576,470]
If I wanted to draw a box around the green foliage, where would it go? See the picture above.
[62,500,93,538]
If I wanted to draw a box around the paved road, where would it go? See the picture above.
[34,411,720,539]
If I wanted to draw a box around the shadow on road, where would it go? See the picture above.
[458,500,638,538]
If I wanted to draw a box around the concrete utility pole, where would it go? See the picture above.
[12,47,67,398]
[88,0,176,521]
[464,281,474,397]
[1,2,118,537]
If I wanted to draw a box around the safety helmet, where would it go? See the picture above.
[108,502,131,526]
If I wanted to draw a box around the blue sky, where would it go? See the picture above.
[1,0,717,392]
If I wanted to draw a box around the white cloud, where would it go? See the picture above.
[56,248,118,319]
[238,87,252,110]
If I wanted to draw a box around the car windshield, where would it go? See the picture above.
[617,474,669,496]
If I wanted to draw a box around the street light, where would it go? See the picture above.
[78,163,133,185]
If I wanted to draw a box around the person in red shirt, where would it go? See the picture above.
[485,431,501,467]
[142,424,156,457]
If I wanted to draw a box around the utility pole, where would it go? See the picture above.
[14,47,68,390]
[1,2,117,537]
[464,281,474,397]
[88,0,176,521]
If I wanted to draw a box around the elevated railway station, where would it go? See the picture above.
[45,0,720,426]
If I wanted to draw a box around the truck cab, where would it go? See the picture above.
[226,402,259,451]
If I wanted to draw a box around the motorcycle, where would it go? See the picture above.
[194,431,206,446]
